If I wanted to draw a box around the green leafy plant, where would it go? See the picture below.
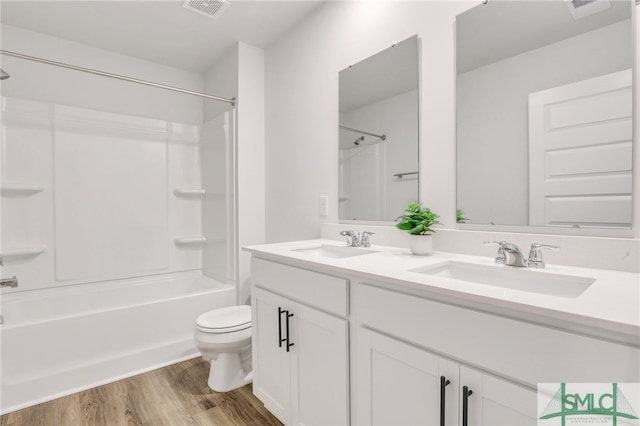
[456,209,469,224]
[396,202,441,235]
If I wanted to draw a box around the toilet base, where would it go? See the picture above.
[207,350,253,392]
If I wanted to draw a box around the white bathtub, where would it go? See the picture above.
[0,271,235,414]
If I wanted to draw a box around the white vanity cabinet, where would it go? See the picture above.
[459,365,537,426]
[354,327,536,426]
[352,281,638,426]
[247,244,639,426]
[354,326,461,425]
[251,258,349,426]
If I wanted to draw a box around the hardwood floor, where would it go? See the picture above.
[0,357,282,426]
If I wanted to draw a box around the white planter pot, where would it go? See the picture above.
[409,234,433,256]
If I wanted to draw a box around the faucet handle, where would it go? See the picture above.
[360,231,375,248]
[340,230,357,247]
[483,241,507,264]
[528,243,559,268]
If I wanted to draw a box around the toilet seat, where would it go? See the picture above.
[196,305,251,334]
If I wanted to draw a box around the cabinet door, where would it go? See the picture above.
[290,301,349,426]
[354,327,459,426]
[460,366,537,426]
[252,287,292,425]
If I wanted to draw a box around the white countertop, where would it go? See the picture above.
[244,239,640,346]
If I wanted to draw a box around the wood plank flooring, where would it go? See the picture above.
[0,357,282,426]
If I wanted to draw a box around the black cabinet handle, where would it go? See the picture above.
[278,307,286,348]
[462,385,473,426]
[285,311,294,352]
[440,376,450,426]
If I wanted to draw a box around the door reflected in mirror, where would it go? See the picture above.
[339,35,419,222]
[456,0,633,232]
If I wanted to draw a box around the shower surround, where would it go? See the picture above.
[0,25,237,413]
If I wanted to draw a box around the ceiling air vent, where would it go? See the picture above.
[565,0,610,20]
[182,0,230,19]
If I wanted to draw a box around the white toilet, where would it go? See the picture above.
[194,305,252,392]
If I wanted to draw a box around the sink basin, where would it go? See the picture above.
[292,244,378,259]
[412,261,594,298]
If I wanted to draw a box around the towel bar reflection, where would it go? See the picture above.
[339,125,387,141]
[394,171,419,179]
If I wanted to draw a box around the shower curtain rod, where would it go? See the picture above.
[0,49,236,106]
[339,125,386,141]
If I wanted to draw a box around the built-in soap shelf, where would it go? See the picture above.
[173,189,206,198]
[0,245,46,262]
[174,236,207,247]
[1,183,45,196]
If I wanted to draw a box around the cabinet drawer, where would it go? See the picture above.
[354,282,640,386]
[251,257,348,317]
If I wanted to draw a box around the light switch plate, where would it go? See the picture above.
[319,195,329,217]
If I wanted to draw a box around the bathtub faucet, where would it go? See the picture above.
[1,276,18,288]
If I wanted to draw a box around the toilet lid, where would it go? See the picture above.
[196,305,251,333]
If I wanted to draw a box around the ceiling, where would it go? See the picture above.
[456,0,632,74]
[0,0,325,73]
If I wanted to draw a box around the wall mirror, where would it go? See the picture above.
[456,0,633,234]
[339,35,419,222]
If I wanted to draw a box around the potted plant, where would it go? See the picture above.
[396,202,441,255]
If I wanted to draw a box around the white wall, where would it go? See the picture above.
[268,1,639,270]
[204,46,238,122]
[457,20,632,226]
[265,1,471,243]
[236,42,265,304]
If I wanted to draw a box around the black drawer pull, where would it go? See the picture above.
[462,385,473,426]
[278,307,286,348]
[440,376,450,426]
[285,311,294,352]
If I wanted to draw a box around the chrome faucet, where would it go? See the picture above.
[340,230,375,248]
[1,276,18,288]
[502,242,528,267]
[528,243,559,268]
[339,230,357,246]
[359,231,375,248]
[484,241,507,264]
[485,241,559,268]
[484,241,527,267]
